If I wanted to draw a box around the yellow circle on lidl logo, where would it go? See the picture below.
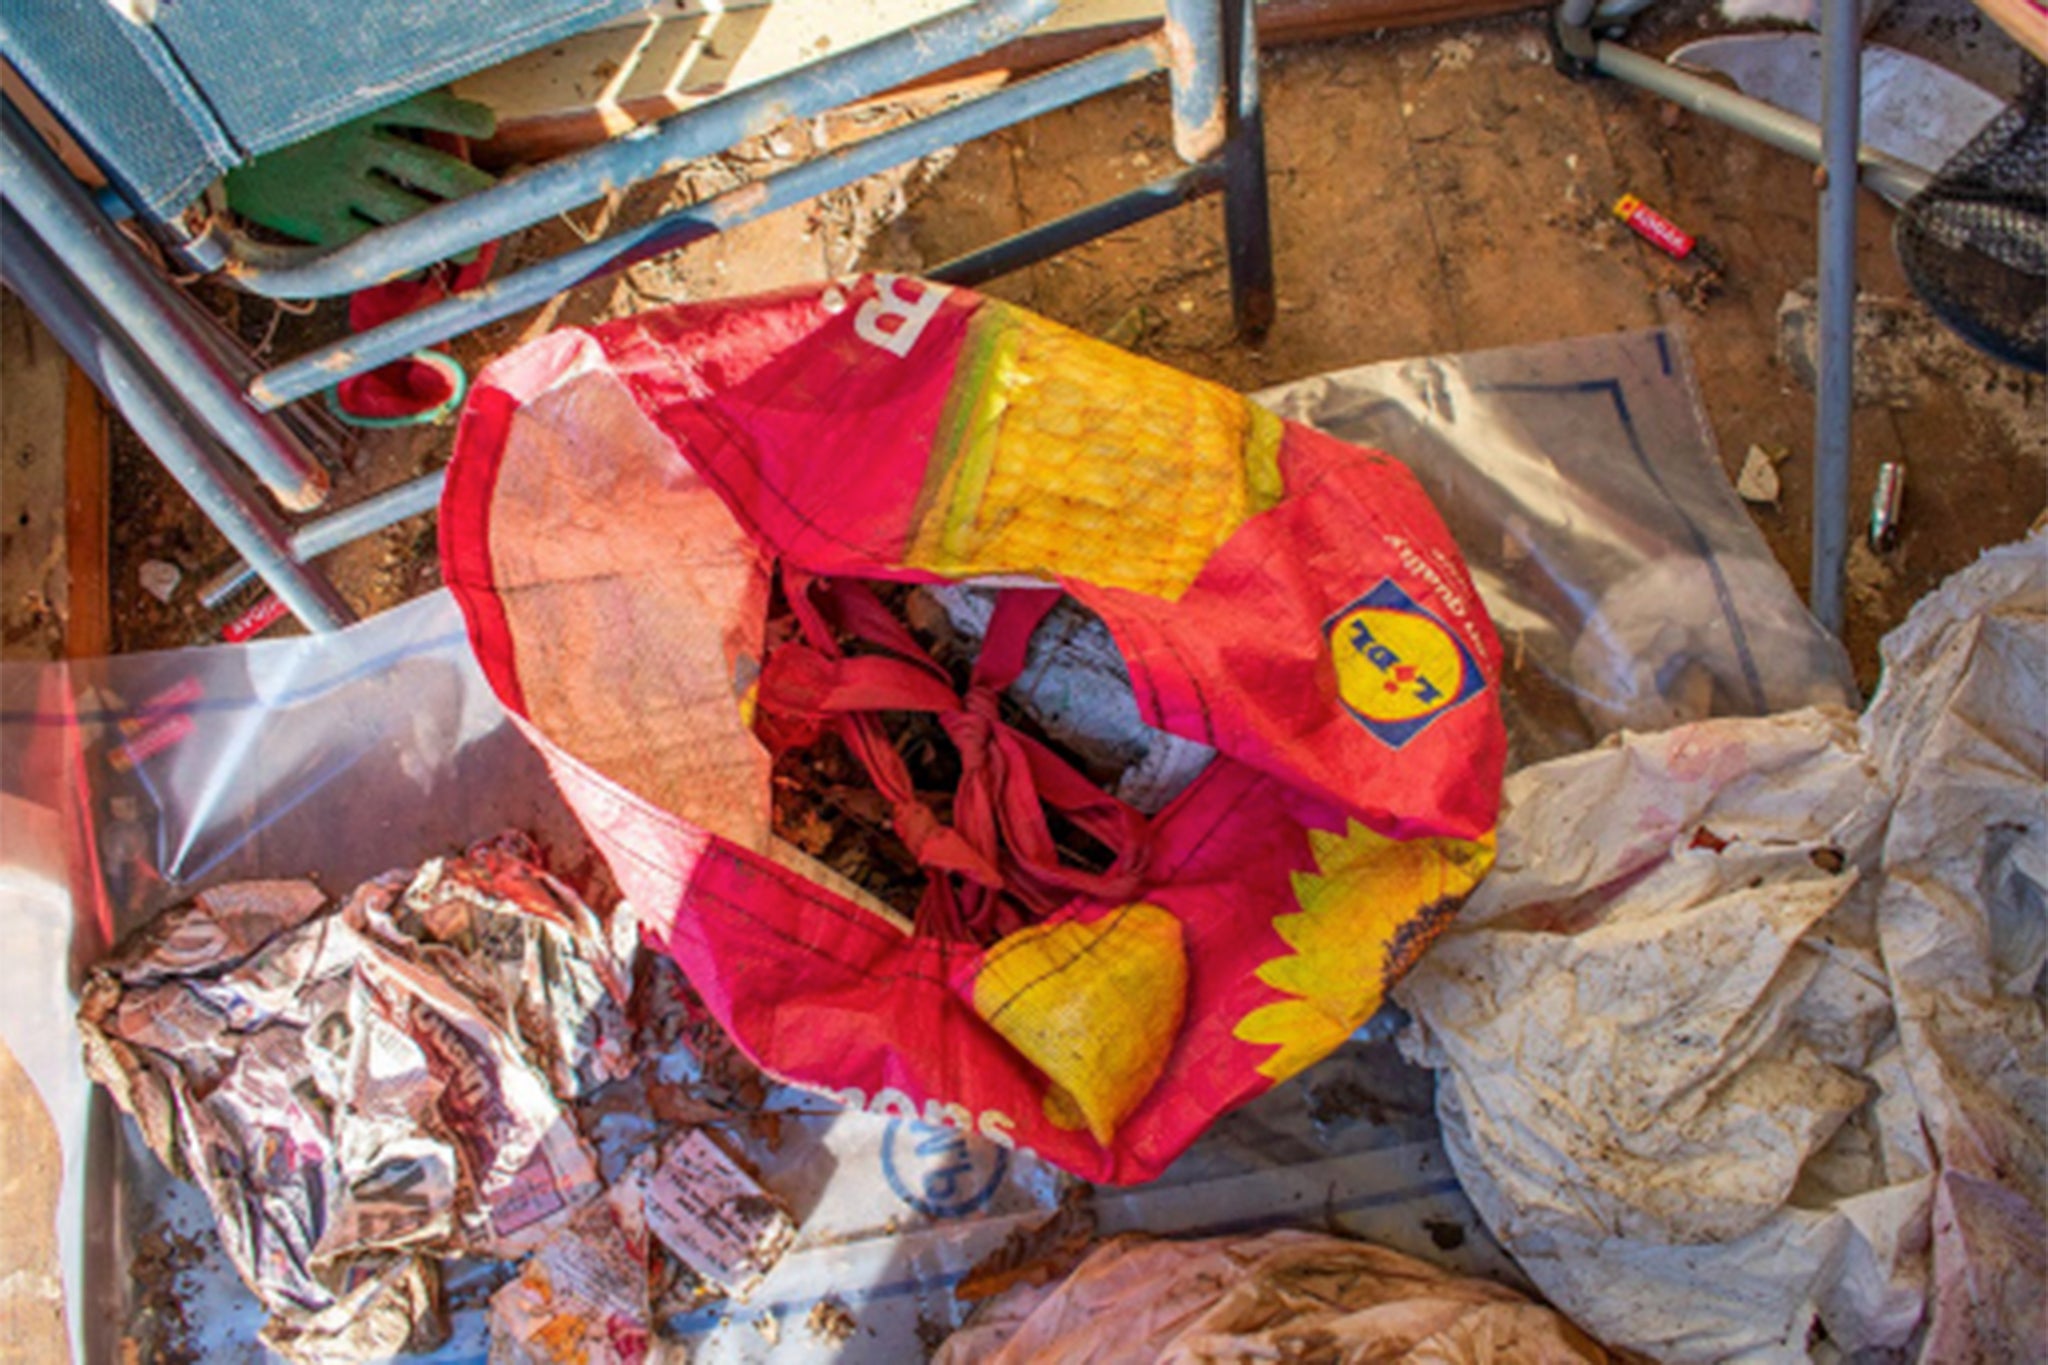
[1330,606,1468,725]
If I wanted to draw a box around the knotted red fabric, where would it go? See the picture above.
[440,277,1505,1181]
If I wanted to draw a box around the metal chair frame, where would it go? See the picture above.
[2,0,1274,632]
[1553,0,1914,635]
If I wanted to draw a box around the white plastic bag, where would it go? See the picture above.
[1394,531,2048,1362]
[1860,534,2047,1361]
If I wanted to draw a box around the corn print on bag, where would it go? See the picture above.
[441,277,1505,1183]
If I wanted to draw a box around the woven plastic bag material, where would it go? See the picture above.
[440,276,1505,1184]
[933,1230,1618,1363]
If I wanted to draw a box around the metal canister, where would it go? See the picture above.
[1613,194,1697,260]
[1870,462,1905,551]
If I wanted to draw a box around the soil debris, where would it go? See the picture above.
[1736,445,1784,505]
[806,1296,858,1346]
[956,1185,1096,1304]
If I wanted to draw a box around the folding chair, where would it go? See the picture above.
[2,0,1275,630]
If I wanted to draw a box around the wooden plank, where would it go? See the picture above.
[63,363,111,660]
[0,294,72,662]
[464,0,959,165]
[1,63,106,186]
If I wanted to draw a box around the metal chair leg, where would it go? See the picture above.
[0,205,354,632]
[1810,0,1862,634]
[1222,0,1276,341]
[0,103,331,512]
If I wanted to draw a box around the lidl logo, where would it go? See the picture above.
[1325,580,1483,748]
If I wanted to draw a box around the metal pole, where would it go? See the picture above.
[200,0,1058,299]
[1591,42,1928,206]
[1810,0,1862,633]
[199,471,447,609]
[1164,0,1227,163]
[0,208,353,631]
[1222,0,1275,339]
[934,164,1222,286]
[0,104,332,512]
[251,39,1165,408]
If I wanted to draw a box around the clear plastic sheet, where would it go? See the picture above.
[1256,328,1858,767]
[1,593,1507,1364]
[31,592,591,932]
[0,592,587,1365]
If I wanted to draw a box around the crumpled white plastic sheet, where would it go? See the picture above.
[1395,532,2047,1362]
[1859,534,2047,1362]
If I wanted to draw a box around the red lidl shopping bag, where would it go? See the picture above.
[440,276,1504,1183]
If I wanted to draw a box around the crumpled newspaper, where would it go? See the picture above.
[488,1151,655,1365]
[488,1128,796,1365]
[935,1229,1616,1362]
[80,833,636,1363]
[1395,530,2047,1362]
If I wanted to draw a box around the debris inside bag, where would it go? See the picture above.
[907,585,1214,815]
[770,720,944,918]
[759,575,1166,938]
[935,1230,1620,1363]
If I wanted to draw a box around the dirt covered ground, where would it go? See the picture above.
[100,7,2044,694]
